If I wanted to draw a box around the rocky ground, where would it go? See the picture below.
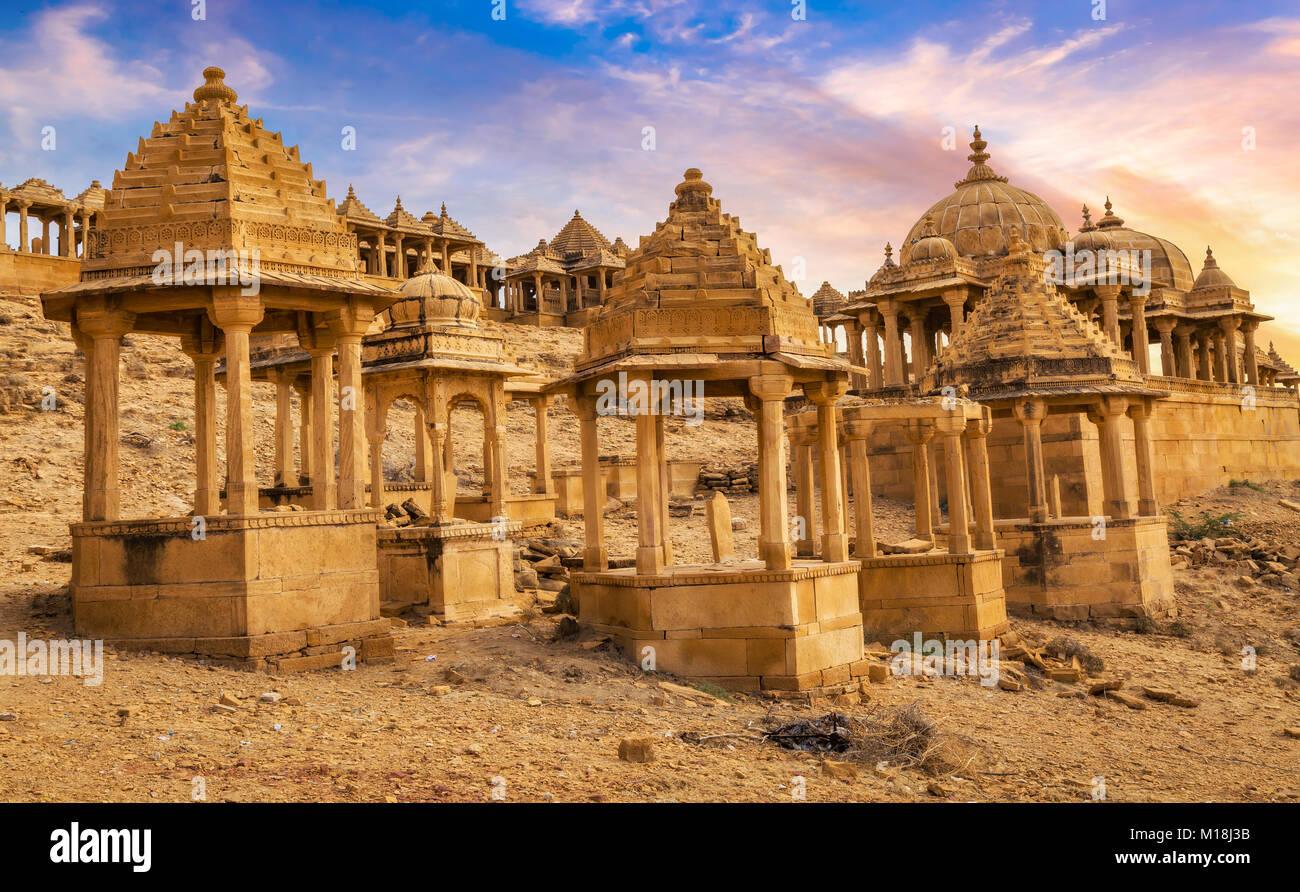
[2,288,1300,802]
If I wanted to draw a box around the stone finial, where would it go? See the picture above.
[193,66,238,104]
[440,201,448,216]
[918,214,937,238]
[1097,195,1125,228]
[1203,245,1217,266]
[884,242,894,265]
[346,184,357,199]
[954,125,1008,187]
[1080,204,1094,231]
[968,125,989,165]
[673,168,713,209]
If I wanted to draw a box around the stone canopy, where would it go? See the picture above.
[572,168,844,386]
[925,229,1166,403]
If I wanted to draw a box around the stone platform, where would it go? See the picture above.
[574,560,867,692]
[856,548,1009,641]
[377,520,523,622]
[70,510,393,671]
[996,515,1176,620]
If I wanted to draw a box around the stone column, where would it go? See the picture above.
[533,273,543,313]
[1094,396,1134,520]
[76,307,135,521]
[1241,320,1260,386]
[598,270,608,303]
[844,419,876,558]
[862,314,883,390]
[0,196,7,246]
[655,412,673,566]
[18,201,30,253]
[182,336,222,517]
[530,396,552,494]
[791,429,817,557]
[943,290,965,340]
[904,419,935,541]
[1096,285,1121,346]
[1174,325,1195,379]
[1219,317,1241,385]
[393,235,406,279]
[964,412,997,550]
[306,342,337,510]
[846,320,867,391]
[329,304,372,510]
[273,370,294,487]
[428,409,449,525]
[575,393,607,570]
[295,380,313,485]
[1153,317,1177,377]
[878,300,903,387]
[1127,398,1159,517]
[1013,398,1049,523]
[375,231,387,277]
[906,307,929,381]
[632,376,665,575]
[750,374,794,570]
[1213,330,1227,383]
[412,402,429,483]
[1196,331,1212,381]
[61,209,74,257]
[441,240,451,276]
[489,385,508,521]
[806,381,849,562]
[367,390,386,510]
[469,252,479,292]
[936,413,971,555]
[1129,293,1149,373]
[211,293,264,516]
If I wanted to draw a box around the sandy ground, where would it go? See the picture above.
[2,289,1300,802]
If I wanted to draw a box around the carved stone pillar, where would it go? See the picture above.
[575,393,607,570]
[964,411,996,550]
[1013,398,1049,523]
[935,413,970,555]
[210,292,264,516]
[904,419,935,541]
[750,374,794,569]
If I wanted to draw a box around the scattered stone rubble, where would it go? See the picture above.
[1172,535,1300,590]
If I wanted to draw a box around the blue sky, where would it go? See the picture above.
[3,0,1299,342]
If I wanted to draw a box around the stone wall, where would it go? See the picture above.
[0,250,81,296]
[862,382,1300,517]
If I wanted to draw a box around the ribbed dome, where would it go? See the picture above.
[903,214,957,263]
[1071,198,1195,291]
[906,127,1068,258]
[391,260,480,327]
[1192,246,1236,290]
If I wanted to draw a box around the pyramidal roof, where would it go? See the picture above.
[384,196,424,231]
[338,184,381,223]
[74,180,106,210]
[575,168,838,373]
[810,281,846,316]
[429,202,482,243]
[549,210,611,258]
[83,66,362,277]
[928,229,1153,401]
